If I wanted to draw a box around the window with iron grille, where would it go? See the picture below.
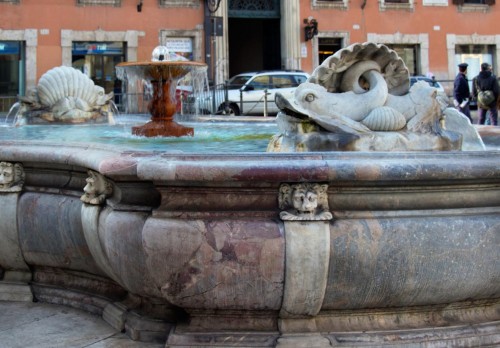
[379,0,414,11]
[312,0,348,10]
[453,0,495,4]
[452,0,495,12]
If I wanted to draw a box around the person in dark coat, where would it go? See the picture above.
[472,62,499,126]
[453,62,472,122]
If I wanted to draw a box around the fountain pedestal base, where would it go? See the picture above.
[132,120,193,137]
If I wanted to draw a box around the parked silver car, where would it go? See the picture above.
[197,70,310,116]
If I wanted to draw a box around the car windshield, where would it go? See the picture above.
[227,75,253,89]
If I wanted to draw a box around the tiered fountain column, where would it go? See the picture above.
[117,55,206,137]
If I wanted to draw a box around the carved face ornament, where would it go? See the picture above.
[292,187,318,214]
[84,171,104,195]
[279,183,333,221]
[81,170,113,205]
[0,162,25,192]
[0,163,14,188]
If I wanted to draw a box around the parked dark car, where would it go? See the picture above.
[410,75,445,92]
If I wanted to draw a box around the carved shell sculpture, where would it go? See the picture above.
[37,66,110,108]
[16,66,114,124]
[309,42,410,96]
[361,106,406,131]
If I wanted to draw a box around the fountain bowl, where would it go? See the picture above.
[0,125,499,346]
[116,60,207,138]
[0,42,499,346]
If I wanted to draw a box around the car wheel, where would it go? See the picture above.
[219,103,240,116]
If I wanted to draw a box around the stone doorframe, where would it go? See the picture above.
[61,29,145,67]
[367,32,430,77]
[446,34,500,81]
[311,31,351,70]
[209,0,302,85]
[159,29,203,62]
[0,29,38,91]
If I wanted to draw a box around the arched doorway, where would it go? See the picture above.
[228,0,281,77]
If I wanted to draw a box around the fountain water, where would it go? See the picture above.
[116,46,207,137]
[0,43,498,347]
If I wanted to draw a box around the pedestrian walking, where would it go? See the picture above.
[472,62,499,126]
[453,63,472,122]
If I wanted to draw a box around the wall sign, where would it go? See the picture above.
[166,37,193,60]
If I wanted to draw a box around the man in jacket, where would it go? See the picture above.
[472,62,499,126]
[453,62,472,122]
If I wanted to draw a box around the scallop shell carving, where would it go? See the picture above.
[308,42,410,96]
[361,106,406,131]
[37,66,105,107]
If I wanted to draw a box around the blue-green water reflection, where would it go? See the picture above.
[1,116,278,153]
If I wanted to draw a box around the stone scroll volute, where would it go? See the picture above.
[279,183,333,221]
[0,161,25,192]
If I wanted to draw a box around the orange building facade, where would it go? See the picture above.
[0,0,499,108]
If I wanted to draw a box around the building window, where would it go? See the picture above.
[312,32,349,69]
[453,0,495,12]
[0,0,20,3]
[158,0,200,8]
[456,0,495,3]
[386,44,420,75]
[367,33,430,76]
[422,0,448,6]
[379,0,414,11]
[77,0,121,6]
[312,0,349,10]
[0,41,24,107]
[455,45,495,90]
[72,41,125,97]
[318,38,342,65]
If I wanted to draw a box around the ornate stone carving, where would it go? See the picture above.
[16,66,114,125]
[0,162,25,192]
[279,183,332,221]
[81,170,113,205]
[271,42,483,152]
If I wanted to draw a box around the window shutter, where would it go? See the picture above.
[452,0,464,4]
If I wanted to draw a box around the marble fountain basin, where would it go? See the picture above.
[0,117,499,347]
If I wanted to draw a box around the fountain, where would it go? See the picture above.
[116,46,207,137]
[0,43,499,347]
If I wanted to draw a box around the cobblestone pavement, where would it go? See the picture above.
[0,301,163,348]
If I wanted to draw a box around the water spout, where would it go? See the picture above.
[4,101,21,125]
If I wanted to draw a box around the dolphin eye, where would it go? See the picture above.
[305,93,315,102]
